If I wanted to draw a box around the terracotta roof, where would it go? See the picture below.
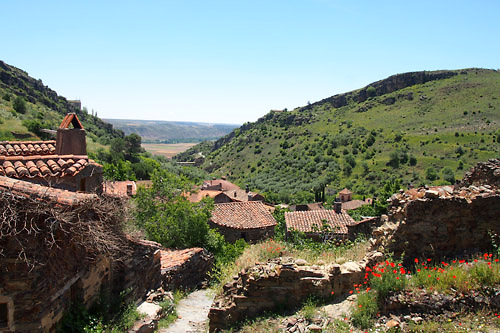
[160,248,204,271]
[339,188,352,195]
[342,200,370,211]
[0,140,56,156]
[187,190,228,202]
[285,209,356,234]
[202,179,240,191]
[0,154,90,178]
[211,201,277,230]
[104,180,137,197]
[0,175,96,206]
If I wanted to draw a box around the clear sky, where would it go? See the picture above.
[2,1,499,124]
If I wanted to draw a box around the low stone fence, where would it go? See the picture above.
[208,251,383,332]
[161,248,214,290]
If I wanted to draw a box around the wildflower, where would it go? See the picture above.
[428,274,431,278]
[453,275,456,279]
[414,258,419,263]
[396,277,400,280]
[417,269,421,272]
[358,304,362,308]
[390,262,395,268]
[459,260,465,263]
[427,258,431,262]
[436,277,440,280]
[366,287,371,291]
[349,290,353,294]
[331,291,335,295]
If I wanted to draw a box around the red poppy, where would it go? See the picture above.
[414,258,419,263]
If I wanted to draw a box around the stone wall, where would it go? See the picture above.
[208,251,383,332]
[370,184,500,263]
[161,248,214,290]
[208,221,275,243]
[116,238,162,304]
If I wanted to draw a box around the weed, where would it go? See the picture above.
[351,291,378,329]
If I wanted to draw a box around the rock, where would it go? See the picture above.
[340,262,362,274]
[295,259,308,266]
[307,323,322,332]
[386,319,400,329]
[411,316,423,324]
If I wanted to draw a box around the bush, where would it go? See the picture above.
[366,86,376,98]
[426,167,438,181]
[13,96,27,114]
[441,167,455,184]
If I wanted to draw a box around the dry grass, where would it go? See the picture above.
[141,143,196,158]
[213,238,370,293]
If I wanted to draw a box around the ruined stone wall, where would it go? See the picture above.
[371,159,500,263]
[208,251,383,332]
[116,238,162,304]
[161,248,214,290]
[208,221,275,243]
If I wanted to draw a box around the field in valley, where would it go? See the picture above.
[142,143,197,158]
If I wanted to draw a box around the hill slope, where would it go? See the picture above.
[0,60,123,150]
[178,68,500,203]
[105,118,238,143]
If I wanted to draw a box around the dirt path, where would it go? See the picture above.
[160,289,214,333]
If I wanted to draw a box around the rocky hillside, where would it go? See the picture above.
[178,69,500,202]
[0,60,123,148]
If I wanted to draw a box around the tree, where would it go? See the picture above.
[388,151,400,168]
[366,86,376,98]
[442,167,455,184]
[426,167,438,181]
[134,169,214,248]
[13,96,27,114]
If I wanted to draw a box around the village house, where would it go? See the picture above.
[209,201,277,243]
[0,176,162,332]
[285,202,369,241]
[103,180,137,197]
[189,178,264,204]
[0,113,103,194]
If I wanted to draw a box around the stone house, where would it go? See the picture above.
[0,176,161,332]
[187,190,233,204]
[103,180,137,197]
[209,201,277,243]
[0,113,103,194]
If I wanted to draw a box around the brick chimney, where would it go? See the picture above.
[334,198,342,213]
[56,113,87,155]
[126,184,133,196]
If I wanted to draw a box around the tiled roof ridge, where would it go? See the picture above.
[0,155,91,179]
[0,140,56,144]
[285,209,355,234]
[0,176,96,206]
[214,201,262,207]
[0,154,88,161]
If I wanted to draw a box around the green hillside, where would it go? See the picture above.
[178,68,500,203]
[0,60,123,151]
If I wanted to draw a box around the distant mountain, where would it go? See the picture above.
[104,118,239,143]
[177,68,500,202]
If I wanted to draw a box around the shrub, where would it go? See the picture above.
[13,95,27,114]
[366,86,376,98]
[426,167,438,181]
[441,167,455,184]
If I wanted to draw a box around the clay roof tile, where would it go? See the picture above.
[211,201,276,230]
[285,209,355,234]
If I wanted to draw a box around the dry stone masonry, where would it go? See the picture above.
[371,159,500,262]
[208,251,384,332]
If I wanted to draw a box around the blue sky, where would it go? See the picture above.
[3,1,499,124]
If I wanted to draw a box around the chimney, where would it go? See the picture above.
[126,184,133,196]
[56,113,86,155]
[248,193,253,201]
[334,198,342,213]
[245,184,250,193]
